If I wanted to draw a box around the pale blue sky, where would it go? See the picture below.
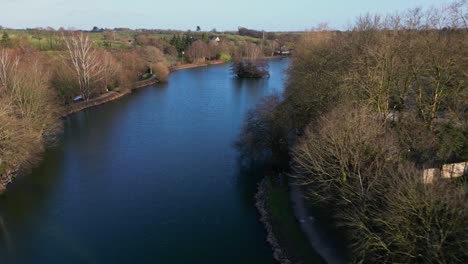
[1,0,446,31]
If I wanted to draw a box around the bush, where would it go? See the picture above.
[151,62,170,82]
[113,50,147,86]
[219,52,232,62]
[141,72,152,80]
[51,63,80,105]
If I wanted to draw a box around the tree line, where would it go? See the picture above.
[238,1,467,263]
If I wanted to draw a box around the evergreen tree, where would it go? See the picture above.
[1,31,12,47]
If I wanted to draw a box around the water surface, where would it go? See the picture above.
[0,59,289,264]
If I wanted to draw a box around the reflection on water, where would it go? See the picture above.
[0,58,289,264]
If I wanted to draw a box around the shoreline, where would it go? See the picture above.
[66,60,229,116]
[1,61,227,194]
[255,178,293,264]
[64,56,288,117]
[65,77,159,116]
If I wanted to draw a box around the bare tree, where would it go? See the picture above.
[447,0,468,28]
[236,95,289,166]
[0,102,37,191]
[291,104,467,262]
[0,49,19,93]
[0,49,60,192]
[143,46,166,74]
[62,32,105,100]
[99,51,121,92]
[186,40,208,63]
[292,104,398,202]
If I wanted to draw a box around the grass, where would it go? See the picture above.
[225,34,262,43]
[265,178,324,264]
[4,29,267,53]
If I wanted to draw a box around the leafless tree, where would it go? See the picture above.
[0,49,19,93]
[62,32,106,100]
[292,104,467,262]
[99,51,121,92]
[237,95,289,165]
[186,40,208,63]
[447,0,468,28]
[143,46,166,74]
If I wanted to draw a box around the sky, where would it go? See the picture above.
[0,0,447,31]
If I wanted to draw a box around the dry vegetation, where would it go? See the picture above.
[0,48,61,191]
[238,1,468,263]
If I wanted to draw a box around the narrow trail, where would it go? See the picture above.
[288,182,347,264]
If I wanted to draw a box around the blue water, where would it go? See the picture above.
[0,59,289,264]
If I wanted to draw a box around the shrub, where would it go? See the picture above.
[151,62,170,82]
[219,52,232,62]
[51,64,80,105]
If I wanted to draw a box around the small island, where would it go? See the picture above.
[232,43,269,78]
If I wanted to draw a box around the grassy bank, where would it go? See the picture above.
[264,178,324,264]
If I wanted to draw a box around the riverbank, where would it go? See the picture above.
[66,60,228,116]
[255,175,325,264]
[2,77,158,191]
[0,61,231,194]
[62,55,287,119]
[170,60,225,72]
[66,77,158,115]
[1,56,287,199]
[68,56,279,117]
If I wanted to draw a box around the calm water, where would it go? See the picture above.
[0,58,289,264]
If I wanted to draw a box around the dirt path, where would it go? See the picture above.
[288,182,347,264]
[170,60,225,72]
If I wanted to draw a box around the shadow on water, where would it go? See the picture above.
[0,144,65,262]
[234,156,268,205]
